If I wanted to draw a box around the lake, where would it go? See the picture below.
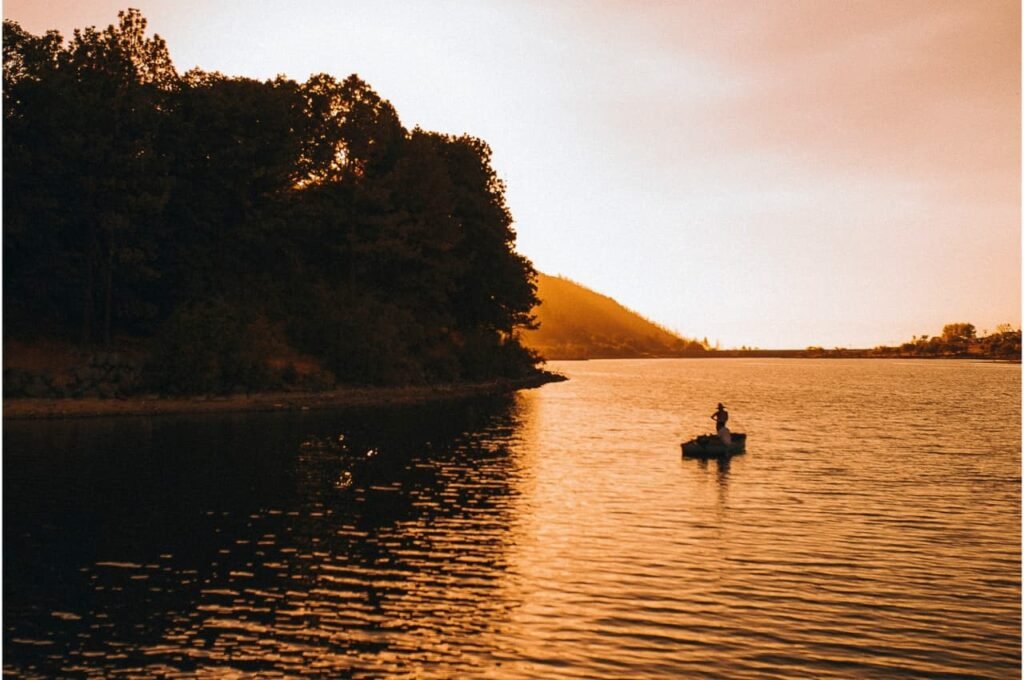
[4,359,1020,678]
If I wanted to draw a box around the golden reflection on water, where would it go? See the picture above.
[480,360,1020,678]
[2,359,1020,678]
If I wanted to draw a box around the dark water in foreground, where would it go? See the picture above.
[4,359,1021,678]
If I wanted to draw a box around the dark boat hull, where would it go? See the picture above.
[681,432,746,458]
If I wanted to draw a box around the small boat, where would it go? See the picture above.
[681,432,747,458]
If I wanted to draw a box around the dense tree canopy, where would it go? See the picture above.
[3,11,540,391]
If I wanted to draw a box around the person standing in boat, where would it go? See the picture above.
[711,403,732,444]
[711,403,729,431]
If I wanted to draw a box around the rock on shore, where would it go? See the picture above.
[2,371,567,420]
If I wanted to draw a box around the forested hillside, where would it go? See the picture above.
[3,10,541,394]
[520,274,707,359]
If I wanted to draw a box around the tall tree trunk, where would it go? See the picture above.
[102,248,114,346]
[81,227,101,345]
[82,255,95,345]
[348,231,356,297]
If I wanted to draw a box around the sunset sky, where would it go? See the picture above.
[5,0,1020,349]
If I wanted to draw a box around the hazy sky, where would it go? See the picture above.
[5,0,1020,348]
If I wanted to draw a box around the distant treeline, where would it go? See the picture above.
[803,323,1021,360]
[865,323,1021,359]
[3,11,541,393]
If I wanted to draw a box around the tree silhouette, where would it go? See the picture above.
[4,11,176,344]
[3,11,544,392]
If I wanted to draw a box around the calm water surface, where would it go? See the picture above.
[4,359,1020,678]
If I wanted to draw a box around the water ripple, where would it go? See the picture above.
[3,360,1020,678]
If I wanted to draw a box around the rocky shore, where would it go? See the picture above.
[2,371,566,420]
[4,350,143,399]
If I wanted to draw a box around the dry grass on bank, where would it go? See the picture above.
[2,373,565,420]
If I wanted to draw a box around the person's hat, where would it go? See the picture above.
[717,403,725,408]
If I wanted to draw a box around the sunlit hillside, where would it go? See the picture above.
[520,274,708,360]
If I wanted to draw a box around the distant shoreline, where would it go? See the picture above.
[2,372,566,421]
[702,352,1018,361]
[544,352,1020,362]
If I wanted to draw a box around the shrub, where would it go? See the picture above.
[144,299,271,394]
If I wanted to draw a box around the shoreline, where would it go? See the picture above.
[2,372,566,421]
[542,353,1020,362]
